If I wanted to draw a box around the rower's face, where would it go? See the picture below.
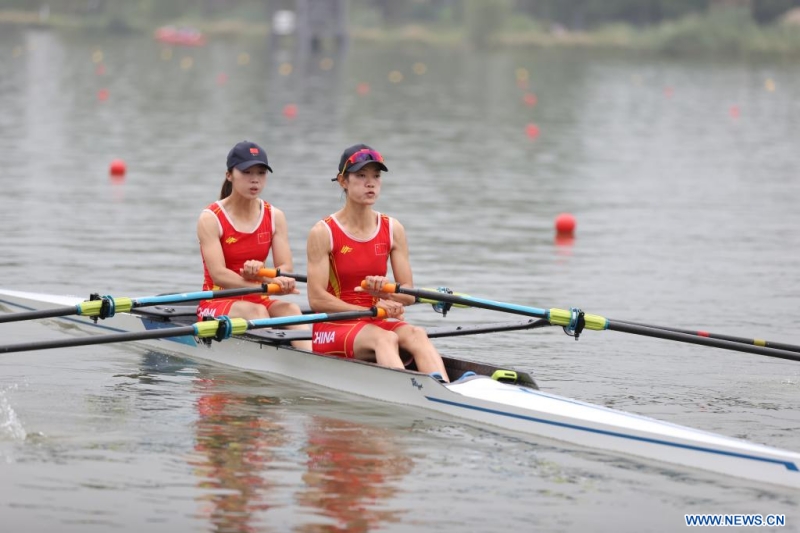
[345,163,382,203]
[230,165,268,198]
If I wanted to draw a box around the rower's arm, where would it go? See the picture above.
[269,208,294,273]
[386,219,417,306]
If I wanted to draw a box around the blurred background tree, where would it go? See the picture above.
[2,0,800,53]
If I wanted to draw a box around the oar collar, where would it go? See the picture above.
[562,307,586,340]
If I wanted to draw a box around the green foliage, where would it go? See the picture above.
[464,0,513,47]
[512,0,709,29]
[637,7,800,55]
[2,0,800,55]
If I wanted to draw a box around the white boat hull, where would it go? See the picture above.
[1,288,799,489]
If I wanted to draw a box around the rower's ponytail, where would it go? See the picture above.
[219,170,233,199]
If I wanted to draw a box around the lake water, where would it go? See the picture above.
[1,27,799,532]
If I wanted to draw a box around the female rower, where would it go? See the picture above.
[306,144,450,381]
[197,140,311,351]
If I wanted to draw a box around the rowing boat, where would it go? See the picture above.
[1,288,798,489]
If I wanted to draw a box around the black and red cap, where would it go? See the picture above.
[334,143,388,180]
[227,141,273,172]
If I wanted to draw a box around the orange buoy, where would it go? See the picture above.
[356,82,370,96]
[97,88,109,101]
[555,213,576,235]
[109,159,127,177]
[216,72,228,85]
[525,123,540,139]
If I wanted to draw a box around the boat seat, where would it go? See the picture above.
[134,305,197,321]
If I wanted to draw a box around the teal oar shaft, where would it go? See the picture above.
[0,285,275,324]
[614,319,800,354]
[396,286,548,319]
[0,308,378,354]
[132,285,275,306]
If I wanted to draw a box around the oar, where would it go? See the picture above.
[366,282,800,363]
[0,308,385,354]
[0,284,282,324]
[613,319,800,355]
[257,268,307,283]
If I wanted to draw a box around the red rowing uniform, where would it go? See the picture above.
[197,200,277,319]
[312,212,407,357]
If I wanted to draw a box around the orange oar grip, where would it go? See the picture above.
[266,283,281,295]
[359,281,397,293]
[374,308,387,319]
[257,267,278,278]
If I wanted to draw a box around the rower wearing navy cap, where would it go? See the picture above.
[196,140,311,350]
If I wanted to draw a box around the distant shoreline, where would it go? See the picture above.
[3,8,800,57]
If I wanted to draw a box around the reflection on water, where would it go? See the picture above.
[190,379,283,533]
[133,356,415,533]
[298,417,411,532]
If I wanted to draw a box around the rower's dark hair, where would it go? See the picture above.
[219,169,233,199]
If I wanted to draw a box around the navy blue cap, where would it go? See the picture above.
[227,141,273,172]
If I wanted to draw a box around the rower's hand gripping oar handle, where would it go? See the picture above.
[257,268,308,283]
[362,281,400,293]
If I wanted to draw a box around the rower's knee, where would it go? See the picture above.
[374,330,400,352]
[282,302,302,315]
[404,325,432,346]
[230,301,269,319]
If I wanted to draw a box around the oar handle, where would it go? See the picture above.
[362,281,399,293]
[361,282,470,308]
[258,268,308,283]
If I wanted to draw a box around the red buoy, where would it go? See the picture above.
[525,123,540,139]
[109,159,127,177]
[283,103,297,119]
[523,92,537,107]
[555,213,576,235]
